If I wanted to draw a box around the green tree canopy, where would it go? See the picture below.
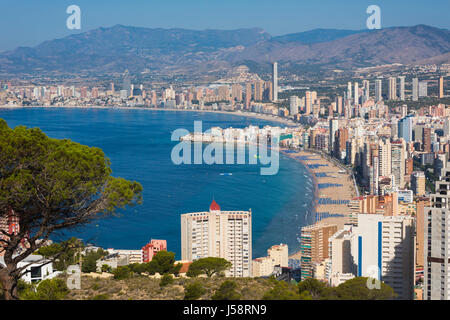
[263,280,303,300]
[112,266,132,280]
[37,237,84,271]
[297,278,327,299]
[212,280,241,300]
[321,277,397,300]
[81,248,109,273]
[147,251,179,275]
[159,274,174,287]
[20,278,69,300]
[184,281,206,300]
[0,119,143,300]
[187,257,232,278]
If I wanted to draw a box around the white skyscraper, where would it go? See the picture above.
[375,79,383,102]
[362,80,370,102]
[424,166,450,299]
[354,82,359,106]
[444,117,450,138]
[391,140,406,188]
[399,76,405,101]
[347,82,352,103]
[273,62,278,102]
[388,77,397,100]
[181,200,252,277]
[412,78,419,101]
[350,214,415,300]
[289,96,299,116]
[329,119,339,154]
[419,81,428,97]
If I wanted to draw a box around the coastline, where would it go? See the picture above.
[0,105,296,126]
[281,148,357,260]
[1,106,351,261]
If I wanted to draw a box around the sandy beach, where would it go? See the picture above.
[283,149,357,260]
[0,105,297,126]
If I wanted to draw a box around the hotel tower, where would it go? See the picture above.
[424,165,450,299]
[181,200,252,277]
[273,62,278,102]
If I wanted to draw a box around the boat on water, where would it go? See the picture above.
[220,173,233,176]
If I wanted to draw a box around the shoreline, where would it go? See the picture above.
[282,148,357,260]
[1,106,352,261]
[0,105,297,127]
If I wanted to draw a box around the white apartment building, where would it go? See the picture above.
[181,200,252,277]
[391,140,406,188]
[328,224,357,286]
[328,214,414,299]
[424,166,450,299]
[106,249,143,264]
[253,243,288,277]
[351,214,415,300]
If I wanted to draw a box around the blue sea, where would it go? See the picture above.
[0,107,315,259]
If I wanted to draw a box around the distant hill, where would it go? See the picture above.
[0,24,449,75]
[271,28,367,44]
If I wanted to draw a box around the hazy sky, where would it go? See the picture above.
[1,0,449,51]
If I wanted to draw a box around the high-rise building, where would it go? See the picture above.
[439,77,444,99]
[375,79,383,102]
[423,127,432,153]
[354,82,359,106]
[122,70,132,97]
[388,77,397,100]
[336,96,343,115]
[424,167,450,299]
[181,200,252,277]
[351,214,415,300]
[444,118,450,137]
[398,115,413,143]
[264,81,273,101]
[391,140,406,188]
[300,223,337,280]
[412,78,419,101]
[419,81,428,97]
[289,96,299,116]
[347,82,352,103]
[416,198,430,269]
[362,80,370,102]
[273,62,278,102]
[328,225,356,286]
[254,81,264,101]
[231,84,242,102]
[245,83,252,109]
[398,76,405,101]
[378,139,392,177]
[218,85,230,101]
[329,119,339,154]
[305,91,312,115]
[411,171,426,196]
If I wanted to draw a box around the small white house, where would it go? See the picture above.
[0,254,61,283]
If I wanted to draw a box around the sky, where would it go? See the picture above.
[0,0,449,51]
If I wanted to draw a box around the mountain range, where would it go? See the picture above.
[0,24,449,75]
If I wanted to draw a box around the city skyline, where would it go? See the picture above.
[1,1,450,301]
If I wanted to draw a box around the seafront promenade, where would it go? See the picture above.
[282,149,357,260]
